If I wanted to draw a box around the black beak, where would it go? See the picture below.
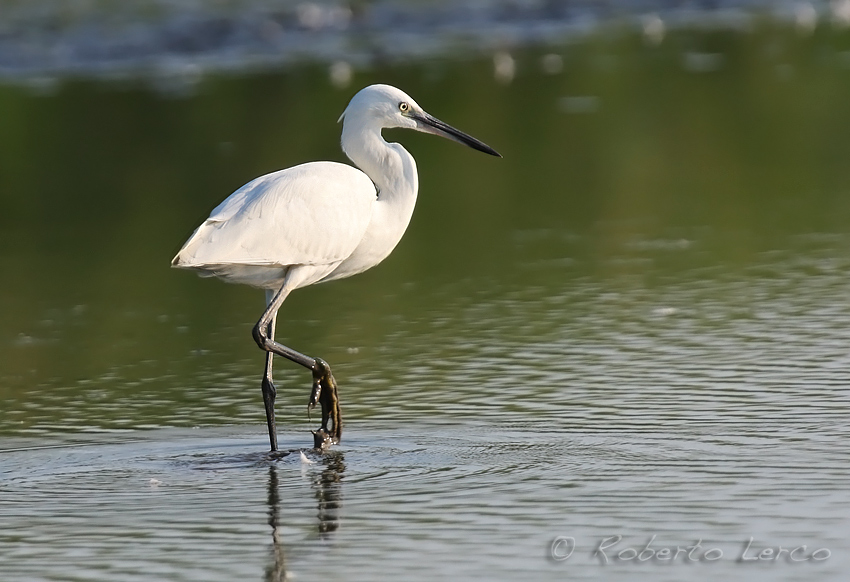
[411,111,502,158]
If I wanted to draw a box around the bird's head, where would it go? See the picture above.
[339,84,501,157]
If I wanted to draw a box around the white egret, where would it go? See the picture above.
[172,84,501,451]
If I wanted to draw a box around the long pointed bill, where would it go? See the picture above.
[412,111,502,157]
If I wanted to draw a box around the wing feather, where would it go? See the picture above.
[173,161,376,272]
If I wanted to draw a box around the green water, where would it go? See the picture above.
[1,24,850,582]
[3,27,850,434]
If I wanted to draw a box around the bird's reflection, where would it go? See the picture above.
[265,465,288,582]
[264,451,346,582]
[313,450,345,536]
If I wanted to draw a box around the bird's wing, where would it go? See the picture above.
[173,161,376,269]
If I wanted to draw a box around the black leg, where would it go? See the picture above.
[254,283,342,451]
[253,286,316,370]
[261,316,278,451]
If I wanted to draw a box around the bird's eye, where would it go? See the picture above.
[399,102,409,113]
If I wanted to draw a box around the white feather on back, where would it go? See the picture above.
[173,161,376,281]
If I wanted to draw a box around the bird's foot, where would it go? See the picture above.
[309,358,341,449]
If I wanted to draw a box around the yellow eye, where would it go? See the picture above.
[399,102,409,113]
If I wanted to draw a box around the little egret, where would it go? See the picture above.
[172,84,501,451]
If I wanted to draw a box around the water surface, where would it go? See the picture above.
[2,23,850,581]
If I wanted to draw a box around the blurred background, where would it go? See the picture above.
[3,2,850,582]
[2,0,850,435]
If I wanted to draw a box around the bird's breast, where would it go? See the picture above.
[320,188,417,283]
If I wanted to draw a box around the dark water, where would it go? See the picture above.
[2,21,850,582]
[0,0,772,82]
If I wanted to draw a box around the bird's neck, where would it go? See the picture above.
[342,122,418,211]
[340,122,419,264]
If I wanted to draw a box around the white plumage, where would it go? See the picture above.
[173,84,433,291]
[173,161,376,289]
[171,84,500,451]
